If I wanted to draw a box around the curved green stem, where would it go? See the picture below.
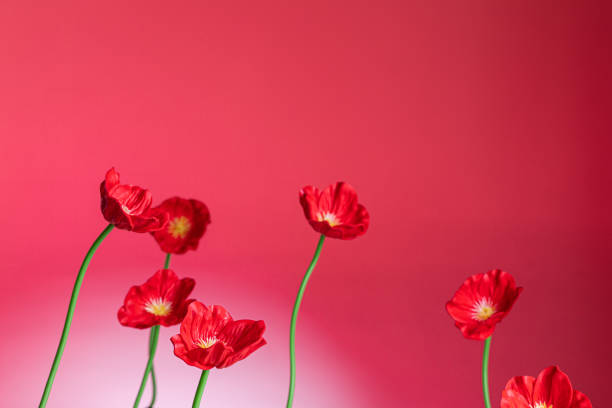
[147,254,170,407]
[286,234,325,408]
[39,224,115,408]
[482,336,492,408]
[133,325,160,408]
[147,366,157,408]
[147,326,159,408]
[192,370,211,408]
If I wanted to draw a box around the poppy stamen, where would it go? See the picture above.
[196,336,219,349]
[168,216,192,239]
[471,297,496,321]
[317,212,340,227]
[144,297,173,316]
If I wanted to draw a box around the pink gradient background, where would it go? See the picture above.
[0,1,610,407]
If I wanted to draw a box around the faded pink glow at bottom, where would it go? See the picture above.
[4,263,376,407]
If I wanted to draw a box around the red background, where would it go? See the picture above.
[0,1,610,407]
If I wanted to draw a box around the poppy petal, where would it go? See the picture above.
[570,390,592,408]
[117,269,195,329]
[533,366,573,408]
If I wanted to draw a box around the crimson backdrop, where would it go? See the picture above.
[0,1,610,406]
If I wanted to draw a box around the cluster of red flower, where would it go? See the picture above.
[39,166,592,408]
[117,269,267,369]
[104,167,266,407]
[447,271,592,408]
[39,168,371,408]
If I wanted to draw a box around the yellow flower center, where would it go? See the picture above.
[531,403,553,408]
[168,216,192,239]
[317,212,340,227]
[144,298,173,316]
[196,336,218,349]
[471,298,496,321]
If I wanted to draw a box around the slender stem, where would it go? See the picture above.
[147,327,159,408]
[147,254,170,407]
[147,366,157,408]
[38,224,115,408]
[192,370,211,408]
[286,234,326,408]
[133,325,160,408]
[482,336,492,408]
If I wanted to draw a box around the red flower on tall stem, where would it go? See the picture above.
[118,269,195,328]
[100,167,168,232]
[299,182,369,239]
[150,197,211,254]
[501,366,592,408]
[171,302,266,370]
[446,269,522,340]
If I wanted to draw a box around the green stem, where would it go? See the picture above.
[147,327,159,408]
[286,234,325,408]
[133,325,160,408]
[192,370,211,408]
[482,336,492,408]
[147,254,170,407]
[147,366,157,408]
[38,224,115,408]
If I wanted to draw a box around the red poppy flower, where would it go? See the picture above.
[118,269,195,329]
[100,167,168,232]
[171,302,266,370]
[299,182,370,239]
[501,366,592,408]
[446,269,522,340]
[150,197,211,254]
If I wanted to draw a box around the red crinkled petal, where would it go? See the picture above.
[187,342,233,370]
[100,187,132,229]
[179,303,233,349]
[130,207,169,233]
[501,390,532,408]
[188,198,211,246]
[157,271,195,326]
[501,375,535,408]
[217,319,266,368]
[99,167,167,232]
[118,285,158,329]
[219,337,267,369]
[321,182,358,219]
[220,319,266,350]
[502,368,592,408]
[570,390,593,408]
[299,182,369,240]
[446,270,522,340]
[117,269,195,329]
[150,197,211,254]
[455,319,497,341]
[170,333,189,359]
[299,186,322,222]
[109,184,152,216]
[533,366,573,408]
[104,167,120,191]
[172,302,266,370]
[171,334,232,370]
[487,270,523,313]
[173,303,233,369]
[445,283,478,324]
